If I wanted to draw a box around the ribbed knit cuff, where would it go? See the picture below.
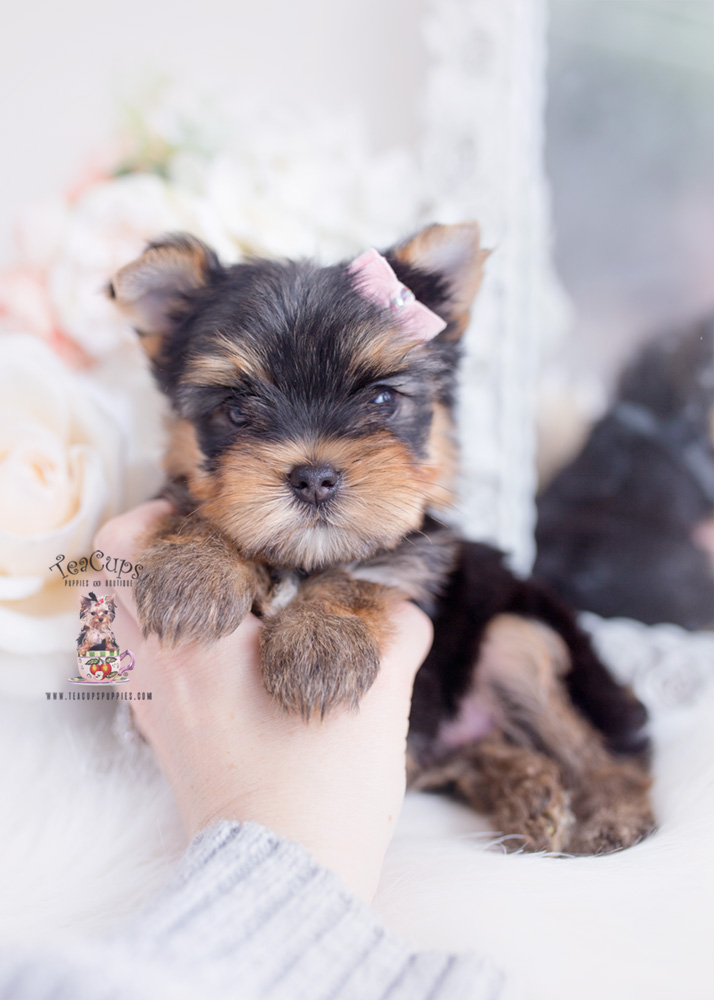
[124,820,512,1000]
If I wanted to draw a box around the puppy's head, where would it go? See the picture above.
[110,224,488,569]
[80,593,117,626]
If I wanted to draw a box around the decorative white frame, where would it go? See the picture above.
[420,0,568,573]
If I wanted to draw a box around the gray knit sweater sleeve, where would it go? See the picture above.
[0,821,521,1000]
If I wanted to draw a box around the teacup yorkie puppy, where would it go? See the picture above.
[77,592,119,655]
[109,223,654,854]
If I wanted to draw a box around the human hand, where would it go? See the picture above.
[96,501,433,901]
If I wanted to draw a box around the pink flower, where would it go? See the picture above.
[0,268,92,369]
[0,270,54,339]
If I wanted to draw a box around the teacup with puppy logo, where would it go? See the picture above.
[71,648,135,685]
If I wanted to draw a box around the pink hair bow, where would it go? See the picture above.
[349,248,447,342]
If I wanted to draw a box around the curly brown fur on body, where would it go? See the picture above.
[110,225,655,854]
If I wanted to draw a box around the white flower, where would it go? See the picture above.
[0,336,131,693]
[12,195,69,272]
[167,106,424,263]
[47,174,203,357]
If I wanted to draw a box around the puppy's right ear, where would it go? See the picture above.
[108,233,219,359]
[386,222,490,343]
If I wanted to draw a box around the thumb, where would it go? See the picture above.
[93,500,173,624]
[378,600,434,699]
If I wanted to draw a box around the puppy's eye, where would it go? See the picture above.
[223,402,245,427]
[369,387,398,415]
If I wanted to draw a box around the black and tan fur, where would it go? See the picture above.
[110,224,654,854]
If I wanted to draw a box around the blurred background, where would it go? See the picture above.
[548,0,713,389]
[543,0,714,478]
[0,0,426,256]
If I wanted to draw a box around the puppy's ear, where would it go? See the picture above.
[108,233,219,358]
[80,596,93,615]
[386,222,489,342]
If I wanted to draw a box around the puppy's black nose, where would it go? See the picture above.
[288,465,341,506]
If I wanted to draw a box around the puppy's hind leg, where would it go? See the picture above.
[474,615,655,854]
[411,733,575,853]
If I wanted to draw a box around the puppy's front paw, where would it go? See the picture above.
[260,607,381,718]
[135,542,256,647]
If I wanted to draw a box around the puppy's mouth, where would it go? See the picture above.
[265,517,376,569]
[287,492,351,547]
[295,499,339,525]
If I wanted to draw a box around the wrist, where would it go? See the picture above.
[185,779,400,901]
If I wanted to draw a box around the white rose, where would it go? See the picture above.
[0,335,128,695]
[47,173,204,357]
[176,112,423,264]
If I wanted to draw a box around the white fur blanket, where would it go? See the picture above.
[1,659,712,1000]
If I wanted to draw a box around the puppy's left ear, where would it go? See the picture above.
[386,222,490,341]
[108,233,219,359]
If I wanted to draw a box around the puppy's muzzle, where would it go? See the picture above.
[288,464,342,507]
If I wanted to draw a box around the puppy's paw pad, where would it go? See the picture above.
[261,610,380,717]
